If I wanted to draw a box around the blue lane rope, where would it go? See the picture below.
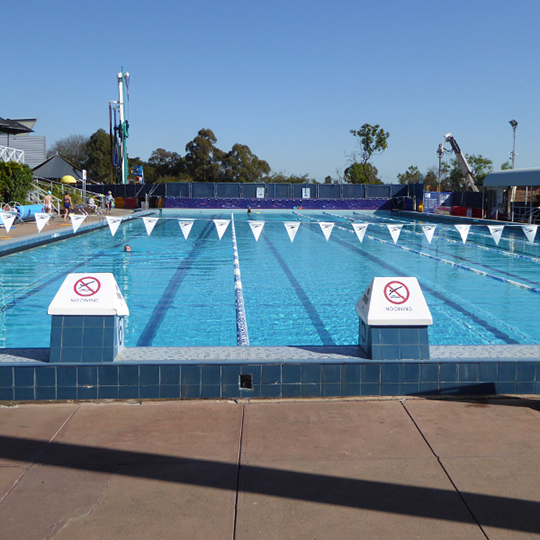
[231,213,250,346]
[301,211,540,296]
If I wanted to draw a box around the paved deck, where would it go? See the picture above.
[1,397,539,539]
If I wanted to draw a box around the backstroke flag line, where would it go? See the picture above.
[455,224,471,244]
[214,219,230,240]
[387,224,402,244]
[35,213,51,233]
[522,224,538,244]
[319,222,334,241]
[488,225,504,246]
[284,222,300,242]
[70,214,86,234]
[106,216,123,236]
[178,220,194,239]
[422,225,436,244]
[248,221,265,241]
[352,223,368,243]
[143,217,159,236]
[0,212,16,233]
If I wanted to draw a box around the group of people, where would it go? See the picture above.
[42,190,115,221]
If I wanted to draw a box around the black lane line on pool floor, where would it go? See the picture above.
[137,220,215,347]
[324,227,520,345]
[264,236,336,346]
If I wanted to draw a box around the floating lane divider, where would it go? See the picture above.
[231,213,250,346]
[301,211,540,296]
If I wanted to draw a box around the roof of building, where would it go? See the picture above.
[32,154,83,181]
[484,168,540,188]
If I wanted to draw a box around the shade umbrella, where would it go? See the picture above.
[0,118,34,146]
[61,175,77,184]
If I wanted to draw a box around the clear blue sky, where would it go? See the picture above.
[4,0,540,182]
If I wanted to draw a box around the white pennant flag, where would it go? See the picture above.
[35,213,51,233]
[319,222,334,241]
[488,225,504,246]
[143,217,159,236]
[248,221,265,241]
[454,224,471,244]
[214,219,230,240]
[284,222,300,242]
[70,214,86,233]
[106,216,123,236]
[178,220,194,239]
[422,225,436,244]
[521,224,538,244]
[0,212,16,233]
[387,224,403,244]
[352,222,368,243]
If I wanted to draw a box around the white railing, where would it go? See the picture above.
[0,146,25,164]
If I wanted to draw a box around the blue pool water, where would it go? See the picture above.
[0,209,539,348]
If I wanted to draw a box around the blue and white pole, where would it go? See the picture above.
[231,213,250,346]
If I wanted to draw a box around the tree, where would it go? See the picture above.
[343,162,382,184]
[147,148,183,181]
[501,161,512,170]
[349,124,389,181]
[221,144,270,183]
[445,154,493,190]
[47,134,89,169]
[397,165,422,184]
[85,129,114,183]
[184,128,225,182]
[0,162,33,202]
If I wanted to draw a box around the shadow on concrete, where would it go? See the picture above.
[413,384,540,412]
[0,434,539,534]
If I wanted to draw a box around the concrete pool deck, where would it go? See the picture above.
[1,397,540,539]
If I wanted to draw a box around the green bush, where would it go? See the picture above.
[0,162,33,203]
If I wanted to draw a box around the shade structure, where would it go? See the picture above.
[61,175,77,184]
[484,168,540,188]
[0,117,34,136]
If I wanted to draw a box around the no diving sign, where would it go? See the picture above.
[355,276,432,326]
[384,281,409,305]
[74,276,101,297]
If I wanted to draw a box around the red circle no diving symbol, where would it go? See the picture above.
[74,276,101,297]
[384,281,410,304]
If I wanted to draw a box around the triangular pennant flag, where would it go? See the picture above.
[248,221,265,241]
[143,217,159,236]
[521,224,538,244]
[178,220,194,239]
[284,222,300,242]
[213,219,230,240]
[387,224,403,244]
[35,213,51,233]
[454,224,471,244]
[0,212,16,233]
[70,213,86,234]
[351,222,368,243]
[488,225,504,246]
[319,222,334,241]
[106,216,123,236]
[422,225,436,244]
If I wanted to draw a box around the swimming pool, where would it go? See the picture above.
[0,209,538,348]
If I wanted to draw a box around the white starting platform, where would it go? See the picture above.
[48,273,129,363]
[355,277,433,360]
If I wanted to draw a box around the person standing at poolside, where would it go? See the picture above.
[105,191,114,215]
[43,191,53,213]
[63,193,72,221]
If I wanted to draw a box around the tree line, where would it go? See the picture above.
[48,123,500,190]
[48,128,316,185]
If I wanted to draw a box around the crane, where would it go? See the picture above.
[437,133,479,192]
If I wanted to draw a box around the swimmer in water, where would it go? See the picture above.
[124,245,131,252]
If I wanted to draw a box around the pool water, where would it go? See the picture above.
[0,209,539,348]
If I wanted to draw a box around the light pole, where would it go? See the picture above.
[509,119,518,168]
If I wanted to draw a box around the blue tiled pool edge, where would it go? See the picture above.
[1,345,539,401]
